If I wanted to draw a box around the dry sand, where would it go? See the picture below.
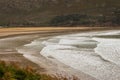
[0,27,110,38]
[0,27,119,80]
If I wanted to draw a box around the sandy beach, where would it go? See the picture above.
[0,27,119,80]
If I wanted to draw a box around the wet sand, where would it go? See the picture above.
[0,27,119,80]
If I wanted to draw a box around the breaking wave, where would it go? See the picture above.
[17,30,120,80]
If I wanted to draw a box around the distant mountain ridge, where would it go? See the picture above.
[0,0,119,27]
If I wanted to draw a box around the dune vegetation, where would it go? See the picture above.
[0,61,78,80]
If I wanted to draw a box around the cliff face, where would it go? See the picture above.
[0,0,119,27]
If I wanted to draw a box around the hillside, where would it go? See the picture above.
[0,0,120,27]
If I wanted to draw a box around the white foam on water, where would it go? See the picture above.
[93,37,120,66]
[24,37,49,46]
[70,30,120,37]
[96,30,120,35]
[24,40,41,46]
[40,30,120,80]
[16,30,120,80]
[59,39,97,45]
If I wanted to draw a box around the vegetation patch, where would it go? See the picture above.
[50,8,120,27]
[0,61,78,80]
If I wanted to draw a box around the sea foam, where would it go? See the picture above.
[16,30,120,80]
[40,30,120,80]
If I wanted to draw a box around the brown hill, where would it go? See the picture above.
[0,0,120,27]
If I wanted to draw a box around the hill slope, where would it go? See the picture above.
[0,0,120,27]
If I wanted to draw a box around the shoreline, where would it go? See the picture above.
[0,27,119,80]
[0,27,118,38]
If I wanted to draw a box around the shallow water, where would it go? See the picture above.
[18,30,120,80]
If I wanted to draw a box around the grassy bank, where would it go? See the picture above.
[0,61,78,80]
